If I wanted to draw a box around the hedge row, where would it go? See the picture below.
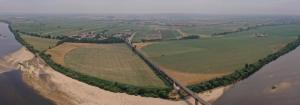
[56,37,124,45]
[180,35,200,40]
[18,31,124,45]
[188,36,300,92]
[7,23,172,99]
[212,23,294,36]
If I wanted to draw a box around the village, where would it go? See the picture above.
[70,30,134,40]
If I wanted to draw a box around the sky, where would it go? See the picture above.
[0,0,299,15]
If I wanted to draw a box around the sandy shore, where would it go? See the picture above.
[5,47,228,105]
[13,47,187,105]
[198,86,231,103]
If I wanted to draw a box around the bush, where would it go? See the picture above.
[180,35,199,40]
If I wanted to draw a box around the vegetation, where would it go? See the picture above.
[56,37,124,45]
[20,34,59,51]
[212,23,292,36]
[19,31,124,45]
[8,23,172,99]
[62,44,166,88]
[6,16,300,98]
[180,35,199,40]
[160,29,181,40]
[142,24,300,84]
[188,36,300,93]
[142,37,295,74]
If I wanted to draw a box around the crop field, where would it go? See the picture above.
[142,24,300,84]
[20,34,59,51]
[9,17,138,37]
[180,23,249,35]
[47,43,166,88]
[160,29,181,40]
[132,26,160,42]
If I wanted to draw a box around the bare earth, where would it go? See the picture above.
[163,67,227,85]
[47,43,92,65]
[267,81,292,94]
[199,86,231,103]
[133,42,155,49]
[5,47,226,105]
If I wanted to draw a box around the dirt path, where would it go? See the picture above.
[46,43,92,65]
[133,42,155,49]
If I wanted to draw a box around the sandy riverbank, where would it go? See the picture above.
[5,47,228,105]
[199,86,231,103]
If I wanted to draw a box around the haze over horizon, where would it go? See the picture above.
[0,0,299,15]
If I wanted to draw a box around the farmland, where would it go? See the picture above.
[20,34,59,51]
[4,14,300,90]
[47,43,166,88]
[142,24,300,84]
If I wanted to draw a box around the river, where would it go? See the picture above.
[214,46,300,105]
[0,22,54,105]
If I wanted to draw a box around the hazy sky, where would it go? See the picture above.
[0,0,299,15]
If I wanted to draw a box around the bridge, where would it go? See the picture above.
[124,37,210,105]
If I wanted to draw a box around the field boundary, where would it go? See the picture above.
[6,22,174,99]
[6,19,300,102]
[187,36,300,93]
[125,39,210,105]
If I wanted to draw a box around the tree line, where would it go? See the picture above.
[18,31,124,46]
[188,36,300,93]
[8,23,172,99]
[212,23,295,36]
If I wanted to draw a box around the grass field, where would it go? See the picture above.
[180,23,246,35]
[160,29,181,40]
[20,34,59,51]
[10,17,138,37]
[48,43,166,88]
[142,24,300,84]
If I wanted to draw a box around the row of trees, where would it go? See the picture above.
[212,23,291,36]
[180,35,200,40]
[188,36,300,92]
[56,37,124,45]
[39,53,171,98]
[8,23,172,99]
[19,31,125,45]
[18,31,63,39]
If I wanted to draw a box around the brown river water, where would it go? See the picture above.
[214,46,300,105]
[0,22,54,105]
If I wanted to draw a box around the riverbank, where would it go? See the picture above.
[3,46,229,105]
[214,46,300,105]
[199,85,231,103]
[10,47,188,105]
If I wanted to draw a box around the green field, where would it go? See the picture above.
[20,34,59,51]
[63,43,166,88]
[10,17,138,37]
[142,24,300,75]
[160,29,181,40]
[180,23,247,35]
